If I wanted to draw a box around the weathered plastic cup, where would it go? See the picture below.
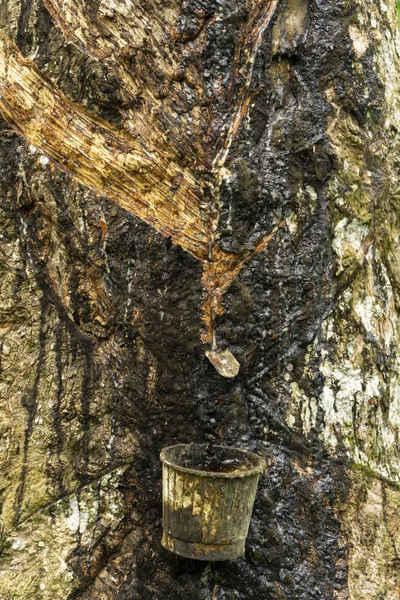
[160,443,266,561]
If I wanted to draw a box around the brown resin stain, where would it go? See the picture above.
[201,220,285,342]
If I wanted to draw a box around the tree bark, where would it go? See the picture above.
[0,1,399,599]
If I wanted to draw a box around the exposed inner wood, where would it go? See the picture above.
[0,31,209,260]
[43,0,211,166]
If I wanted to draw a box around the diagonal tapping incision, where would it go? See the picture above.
[0,2,282,348]
[43,0,210,166]
[0,30,210,260]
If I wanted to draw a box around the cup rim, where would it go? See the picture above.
[160,443,267,479]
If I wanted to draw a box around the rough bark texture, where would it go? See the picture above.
[0,1,399,599]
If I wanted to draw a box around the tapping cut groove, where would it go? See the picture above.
[0,0,281,348]
[0,32,209,260]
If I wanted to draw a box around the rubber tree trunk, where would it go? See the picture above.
[0,1,399,599]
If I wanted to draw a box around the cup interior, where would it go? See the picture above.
[161,443,265,476]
